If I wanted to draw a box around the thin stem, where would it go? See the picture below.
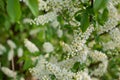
[12,58,16,80]
[90,0,94,22]
[90,0,94,7]
[11,58,15,71]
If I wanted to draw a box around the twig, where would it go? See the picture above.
[11,58,15,71]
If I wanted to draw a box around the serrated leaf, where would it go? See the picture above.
[80,13,89,32]
[26,0,39,16]
[7,0,21,22]
[93,0,109,12]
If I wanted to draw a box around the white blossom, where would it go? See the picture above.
[102,28,120,50]
[110,0,120,5]
[1,67,17,78]
[89,50,108,76]
[67,25,94,57]
[75,71,91,80]
[0,44,6,52]
[17,47,23,57]
[57,29,63,38]
[43,42,54,53]
[60,42,72,52]
[98,2,119,34]
[88,40,96,48]
[51,19,59,28]
[24,39,39,53]
[0,44,6,55]
[20,77,25,80]
[30,56,50,79]
[23,18,33,24]
[0,51,3,55]
[7,40,16,49]
[38,0,48,11]
[8,49,14,61]
[31,56,39,63]
[29,0,118,80]
[30,12,57,25]
[29,28,41,36]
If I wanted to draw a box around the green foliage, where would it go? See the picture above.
[23,57,33,70]
[93,0,109,12]
[74,0,109,32]
[7,0,21,22]
[0,0,120,80]
[0,0,5,11]
[71,62,86,73]
[97,8,109,25]
[26,0,39,16]
[80,12,90,32]
[75,10,90,32]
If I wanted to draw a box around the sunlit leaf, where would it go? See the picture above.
[94,0,109,12]
[7,0,21,22]
[26,0,39,16]
[80,13,89,32]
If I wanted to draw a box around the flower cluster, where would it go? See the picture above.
[0,44,6,55]
[61,25,94,58]
[102,27,120,51]
[24,39,39,53]
[97,1,119,34]
[30,55,93,80]
[27,0,120,80]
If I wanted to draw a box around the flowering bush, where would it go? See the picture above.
[0,0,120,80]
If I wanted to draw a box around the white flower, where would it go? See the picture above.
[91,77,99,80]
[60,42,72,52]
[31,56,39,63]
[7,40,16,49]
[88,40,96,48]
[38,0,48,11]
[1,67,17,78]
[17,47,23,57]
[23,18,33,24]
[98,1,119,34]
[43,42,54,53]
[31,12,57,25]
[0,44,6,55]
[8,49,14,61]
[57,29,63,38]
[20,77,25,80]
[0,51,3,55]
[51,20,59,28]
[29,28,41,36]
[0,44,6,52]
[75,72,92,80]
[89,50,108,76]
[24,39,39,53]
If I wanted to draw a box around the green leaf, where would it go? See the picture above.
[0,0,5,11]
[74,10,83,22]
[71,62,86,72]
[80,13,89,32]
[23,58,33,70]
[93,0,109,12]
[86,6,94,15]
[75,13,81,22]
[26,0,39,16]
[102,8,109,22]
[7,0,21,22]
[97,8,109,25]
